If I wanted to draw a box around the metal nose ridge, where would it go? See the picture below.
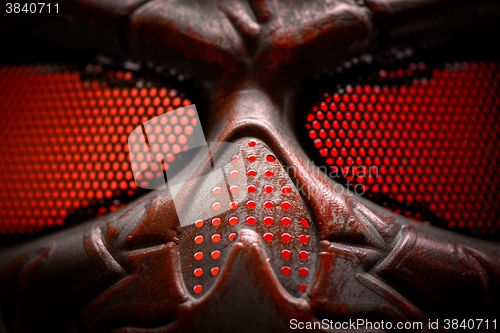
[178,137,318,298]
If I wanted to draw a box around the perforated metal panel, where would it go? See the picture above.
[178,138,318,297]
[306,61,500,236]
[0,64,193,233]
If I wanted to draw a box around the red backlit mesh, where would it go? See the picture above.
[0,64,193,234]
[306,61,500,237]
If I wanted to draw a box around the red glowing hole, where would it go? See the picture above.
[247,185,256,193]
[301,218,310,227]
[246,201,256,209]
[247,170,257,177]
[281,217,291,226]
[263,216,274,226]
[212,202,221,210]
[212,234,221,243]
[298,267,309,276]
[264,201,274,209]
[281,249,292,259]
[211,267,220,276]
[230,185,239,193]
[230,201,238,209]
[281,233,291,243]
[299,251,309,260]
[281,186,291,194]
[212,218,221,226]
[281,266,292,276]
[211,250,220,259]
[231,155,239,163]
[213,186,221,195]
[194,235,204,244]
[228,232,237,241]
[194,268,203,277]
[299,284,307,292]
[193,285,203,294]
[229,217,239,226]
[263,233,274,242]
[299,235,309,244]
[230,170,239,178]
[195,219,204,228]
[281,201,291,210]
[248,155,256,162]
[194,252,204,260]
[248,140,256,147]
[246,216,256,225]
[266,155,276,162]
[264,185,274,193]
[264,170,274,178]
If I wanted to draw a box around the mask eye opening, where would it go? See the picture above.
[296,35,500,241]
[0,55,205,237]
